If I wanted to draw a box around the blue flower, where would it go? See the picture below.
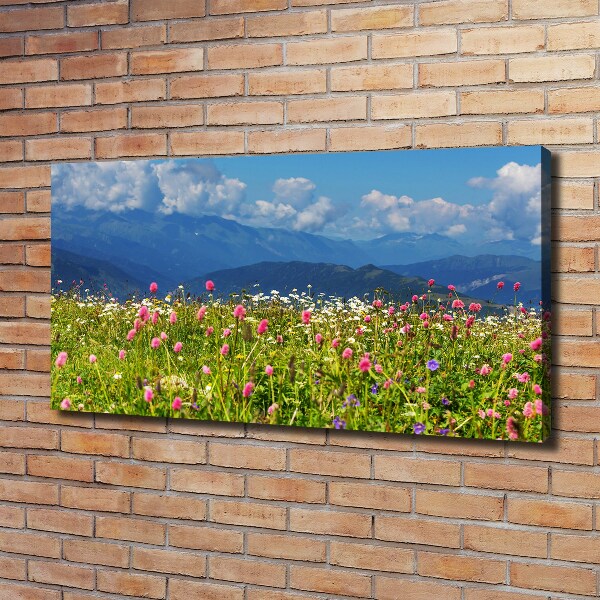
[427,359,440,371]
[413,422,425,435]
[343,394,360,408]
[333,416,346,430]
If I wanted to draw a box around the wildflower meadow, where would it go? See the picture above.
[51,279,551,442]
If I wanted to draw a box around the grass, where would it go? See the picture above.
[51,282,551,442]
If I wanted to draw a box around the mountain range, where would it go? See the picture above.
[51,207,542,304]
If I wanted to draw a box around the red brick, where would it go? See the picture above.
[26,349,51,371]
[0,296,25,318]
[0,36,23,58]
[0,6,64,33]
[61,485,130,513]
[132,0,206,21]
[67,0,128,27]
[0,112,56,137]
[464,462,549,492]
[63,539,130,568]
[61,430,129,457]
[170,17,243,42]
[96,79,166,104]
[210,555,286,587]
[510,561,596,596]
[26,191,50,213]
[247,10,327,37]
[247,475,326,503]
[61,53,127,80]
[0,530,60,559]
[207,42,282,69]
[0,192,24,214]
[169,523,243,553]
[0,140,22,162]
[131,104,204,129]
[0,398,24,420]
[96,515,165,545]
[289,447,371,478]
[0,425,57,449]
[0,270,49,293]
[0,58,57,84]
[0,88,22,110]
[96,461,167,489]
[0,505,25,528]
[26,84,92,109]
[0,478,58,505]
[169,579,243,600]
[27,507,93,536]
[376,515,461,548]
[375,455,461,485]
[27,31,98,55]
[210,441,286,470]
[418,551,506,584]
[131,48,204,75]
[416,489,504,521]
[61,108,128,133]
[0,165,50,188]
[290,565,371,597]
[170,130,244,156]
[508,497,593,530]
[132,436,206,463]
[28,454,94,482]
[0,450,25,475]
[0,241,24,263]
[171,468,244,496]
[96,133,167,158]
[377,578,461,600]
[0,556,25,581]
[133,492,207,520]
[464,524,548,558]
[0,583,59,600]
[0,373,49,395]
[171,73,244,99]
[247,532,326,562]
[26,137,92,161]
[211,0,286,14]
[97,570,166,599]
[211,499,287,530]
[134,547,206,577]
[102,24,166,49]
[331,540,414,572]
[290,507,371,538]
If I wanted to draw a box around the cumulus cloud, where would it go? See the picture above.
[52,161,162,213]
[153,160,246,218]
[52,159,247,219]
[244,177,344,233]
[358,161,541,245]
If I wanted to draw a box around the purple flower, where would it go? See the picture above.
[333,416,346,430]
[437,428,449,436]
[343,394,360,408]
[427,359,439,371]
[441,397,450,406]
[413,422,425,435]
[370,383,379,395]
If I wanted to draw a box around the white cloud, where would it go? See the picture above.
[52,159,247,219]
[52,161,161,213]
[359,160,542,245]
[272,177,316,209]
[153,160,246,218]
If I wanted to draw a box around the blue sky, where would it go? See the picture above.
[52,146,543,246]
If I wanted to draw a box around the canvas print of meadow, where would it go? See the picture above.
[51,146,551,442]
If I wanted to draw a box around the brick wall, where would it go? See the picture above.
[0,0,599,598]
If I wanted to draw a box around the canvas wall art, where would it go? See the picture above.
[51,146,551,442]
